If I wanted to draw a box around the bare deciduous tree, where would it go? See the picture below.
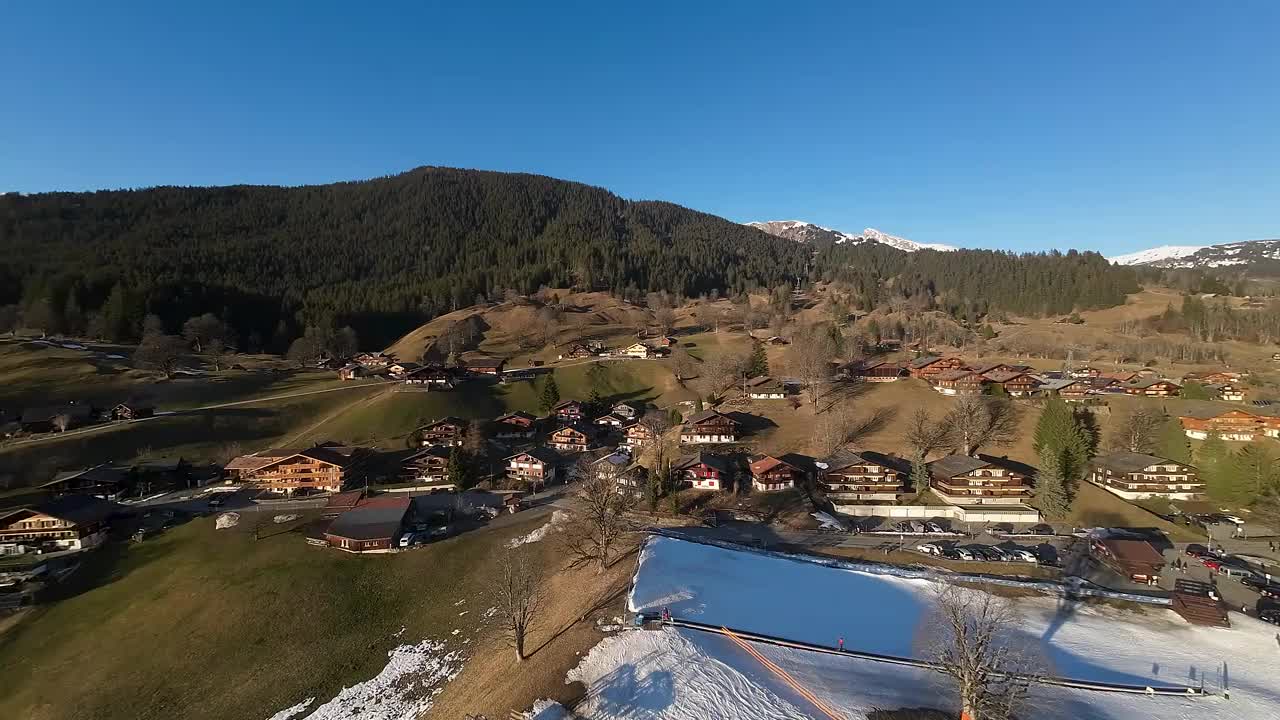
[671,345,696,384]
[925,583,1040,720]
[786,324,836,413]
[638,411,674,479]
[51,413,73,433]
[1109,406,1163,453]
[700,350,741,402]
[566,467,636,573]
[905,408,947,459]
[945,395,1017,457]
[497,549,544,662]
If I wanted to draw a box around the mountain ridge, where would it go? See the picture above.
[746,220,957,252]
[1109,238,1280,269]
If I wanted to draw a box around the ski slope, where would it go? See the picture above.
[563,536,1280,719]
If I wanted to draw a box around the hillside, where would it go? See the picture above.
[1110,238,1280,272]
[0,167,809,349]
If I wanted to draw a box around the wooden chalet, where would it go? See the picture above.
[673,452,734,491]
[1123,379,1181,398]
[612,402,639,420]
[1089,452,1203,501]
[1206,382,1246,402]
[224,444,366,495]
[843,360,905,382]
[548,423,596,453]
[1178,409,1270,441]
[42,458,189,500]
[492,411,539,440]
[971,362,1032,376]
[1090,537,1165,586]
[680,409,739,444]
[0,495,116,552]
[416,417,468,447]
[324,495,412,552]
[930,369,987,396]
[1088,376,1123,394]
[624,421,658,448]
[401,445,453,487]
[1067,366,1101,379]
[749,455,802,492]
[559,344,597,360]
[402,366,456,388]
[819,450,907,502]
[907,356,968,379]
[621,342,651,359]
[745,376,787,400]
[505,447,559,488]
[927,454,1030,505]
[980,370,1041,397]
[354,353,392,369]
[1185,370,1243,385]
[1100,371,1137,383]
[553,399,585,422]
[1038,378,1091,402]
[593,413,630,428]
[110,402,154,421]
[464,356,506,375]
[338,364,367,380]
[387,361,422,378]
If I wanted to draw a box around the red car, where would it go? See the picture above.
[1201,558,1223,571]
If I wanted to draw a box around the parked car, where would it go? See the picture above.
[398,532,417,548]
[988,523,1014,535]
[916,543,942,556]
[1241,577,1280,598]
[1184,544,1213,559]
[1005,548,1038,563]
[1219,564,1257,580]
[925,521,945,534]
[949,548,975,561]
[1027,524,1055,536]
[908,520,926,533]
[1201,558,1224,571]
[1259,610,1280,626]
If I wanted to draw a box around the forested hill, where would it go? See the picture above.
[0,167,809,349]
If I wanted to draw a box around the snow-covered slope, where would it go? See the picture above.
[747,220,957,252]
[1108,245,1207,266]
[1109,238,1280,269]
[562,536,1280,720]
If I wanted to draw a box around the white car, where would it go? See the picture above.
[952,548,975,561]
[916,543,942,555]
[1006,548,1038,563]
[398,532,417,548]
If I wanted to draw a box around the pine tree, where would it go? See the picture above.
[745,341,768,378]
[1197,432,1232,501]
[447,447,474,490]
[1228,445,1277,505]
[538,374,561,415]
[1034,445,1072,520]
[1032,397,1093,481]
[1156,417,1192,464]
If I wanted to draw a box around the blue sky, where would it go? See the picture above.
[2,2,1277,253]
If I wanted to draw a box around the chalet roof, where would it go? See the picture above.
[405,445,452,462]
[673,452,734,474]
[1126,378,1180,390]
[1089,377,1120,389]
[112,401,155,411]
[932,369,981,382]
[21,404,93,424]
[392,361,422,371]
[1039,378,1085,392]
[26,495,117,526]
[971,362,1031,375]
[908,355,942,369]
[1100,371,1137,381]
[745,376,773,387]
[821,449,905,473]
[507,446,560,465]
[982,369,1036,383]
[553,399,582,409]
[1092,452,1186,474]
[496,411,537,423]
[749,455,798,476]
[326,497,411,541]
[684,409,735,425]
[748,379,785,392]
[419,416,467,429]
[326,490,365,512]
[233,444,360,471]
[1096,537,1165,566]
[928,454,997,479]
[44,466,131,488]
[592,451,632,469]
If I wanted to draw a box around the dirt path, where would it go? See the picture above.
[0,380,391,450]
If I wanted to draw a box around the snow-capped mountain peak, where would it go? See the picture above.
[1107,245,1207,266]
[747,220,957,252]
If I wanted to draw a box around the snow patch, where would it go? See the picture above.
[507,510,568,548]
[265,697,315,720]
[273,514,300,524]
[215,512,240,530]
[265,638,462,720]
[528,699,575,719]
[1108,245,1206,265]
[810,511,846,530]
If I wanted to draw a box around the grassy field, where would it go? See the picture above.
[0,383,389,491]
[0,511,588,720]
